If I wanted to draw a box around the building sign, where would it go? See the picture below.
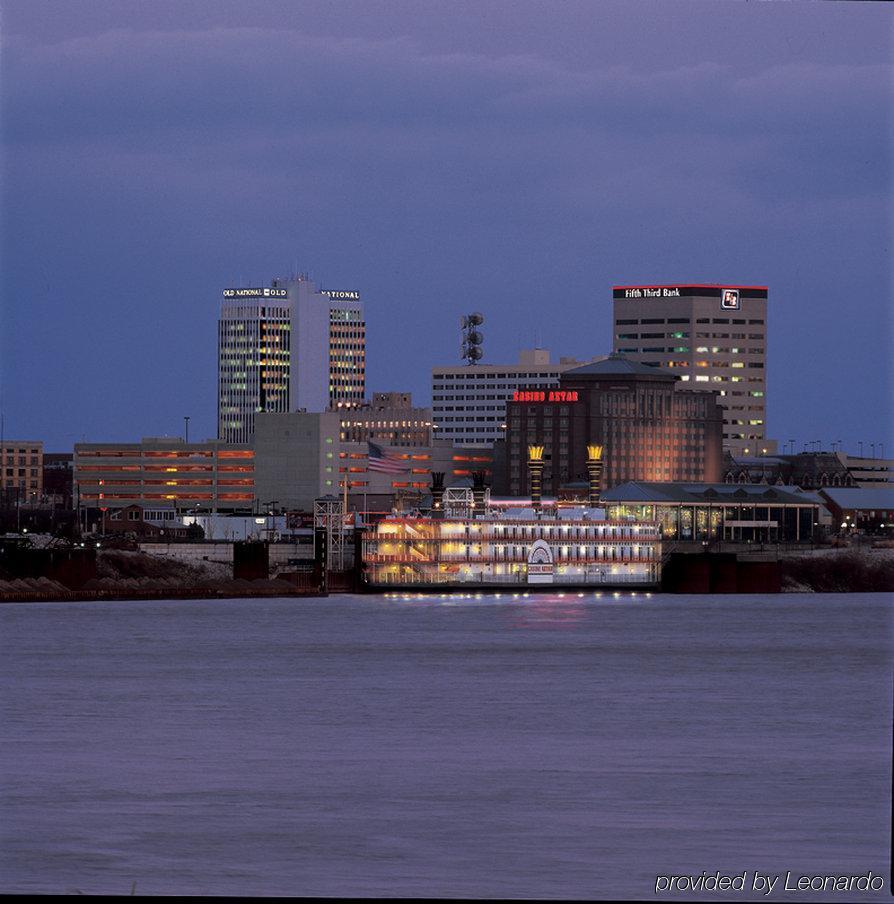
[321,290,361,300]
[720,288,740,310]
[223,287,289,299]
[527,539,554,584]
[512,390,579,403]
[621,287,682,299]
[613,285,768,300]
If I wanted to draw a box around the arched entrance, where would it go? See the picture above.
[527,539,554,585]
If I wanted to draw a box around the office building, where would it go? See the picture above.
[253,411,343,511]
[612,284,769,454]
[218,276,365,443]
[74,438,255,512]
[1,440,43,505]
[339,392,433,447]
[432,349,605,447]
[500,355,724,497]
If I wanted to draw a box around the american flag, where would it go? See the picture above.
[367,441,409,474]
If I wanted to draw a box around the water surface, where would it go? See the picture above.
[1,592,891,898]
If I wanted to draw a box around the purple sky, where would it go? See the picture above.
[2,0,891,454]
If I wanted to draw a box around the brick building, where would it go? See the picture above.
[1,440,43,505]
[499,355,723,497]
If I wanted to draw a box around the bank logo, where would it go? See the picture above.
[721,288,740,310]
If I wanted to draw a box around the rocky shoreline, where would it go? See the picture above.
[0,547,323,602]
[779,548,894,593]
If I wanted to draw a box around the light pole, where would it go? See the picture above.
[184,416,190,444]
[263,499,278,541]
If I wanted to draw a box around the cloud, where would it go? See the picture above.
[1,18,891,448]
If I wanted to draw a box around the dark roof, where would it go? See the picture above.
[819,487,894,510]
[562,354,676,380]
[601,481,819,506]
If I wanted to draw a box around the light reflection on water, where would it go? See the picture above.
[1,592,890,899]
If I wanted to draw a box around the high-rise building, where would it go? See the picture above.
[218,277,365,443]
[612,284,770,455]
[432,349,605,447]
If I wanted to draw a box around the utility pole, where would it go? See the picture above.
[184,416,190,444]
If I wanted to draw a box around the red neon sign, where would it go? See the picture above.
[512,390,579,403]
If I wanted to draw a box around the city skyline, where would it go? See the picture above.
[1,1,891,452]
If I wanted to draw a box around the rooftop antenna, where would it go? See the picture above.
[461,313,484,365]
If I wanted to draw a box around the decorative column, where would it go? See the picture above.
[528,445,545,510]
[586,444,604,507]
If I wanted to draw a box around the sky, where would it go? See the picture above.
[1,0,891,454]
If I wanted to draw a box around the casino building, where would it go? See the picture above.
[218,276,365,443]
[612,284,770,455]
[498,355,724,497]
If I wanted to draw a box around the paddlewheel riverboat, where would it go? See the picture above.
[362,490,661,589]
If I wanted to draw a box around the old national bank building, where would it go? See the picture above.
[500,355,723,497]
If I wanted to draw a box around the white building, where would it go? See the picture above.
[218,276,365,443]
[431,349,605,447]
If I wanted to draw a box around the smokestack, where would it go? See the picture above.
[586,444,604,507]
[471,470,487,514]
[528,445,545,510]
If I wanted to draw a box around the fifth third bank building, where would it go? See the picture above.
[612,284,772,456]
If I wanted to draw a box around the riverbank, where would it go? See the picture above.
[780,548,894,592]
[0,548,323,602]
[3,544,893,601]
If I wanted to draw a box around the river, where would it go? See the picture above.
[1,592,890,898]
